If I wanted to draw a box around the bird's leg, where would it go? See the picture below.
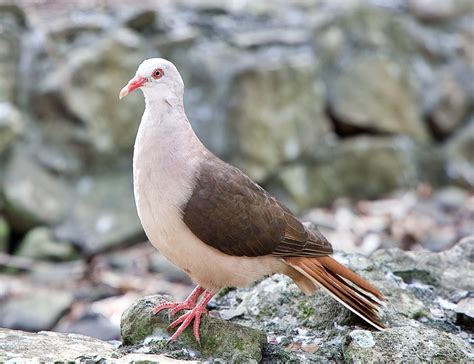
[152,285,205,318]
[167,290,214,344]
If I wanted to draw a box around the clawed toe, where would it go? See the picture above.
[151,287,213,343]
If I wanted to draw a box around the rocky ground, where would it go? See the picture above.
[0,188,473,362]
[1,235,472,362]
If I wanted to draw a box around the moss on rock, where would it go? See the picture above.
[121,295,267,362]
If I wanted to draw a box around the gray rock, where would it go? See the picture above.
[117,353,199,363]
[426,69,470,138]
[207,238,473,361]
[328,55,429,142]
[0,4,25,103]
[343,327,471,362]
[149,254,193,284]
[445,119,474,188]
[228,53,332,181]
[270,136,425,210]
[408,0,474,22]
[433,186,470,211]
[0,328,116,362]
[372,236,474,293]
[0,216,9,252]
[55,310,120,341]
[120,295,267,362]
[177,41,242,158]
[55,173,145,254]
[36,28,147,157]
[0,103,23,155]
[123,8,157,33]
[454,297,474,327]
[16,226,77,261]
[0,289,73,331]
[2,148,72,232]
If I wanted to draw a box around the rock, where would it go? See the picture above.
[35,28,147,158]
[372,236,474,293]
[120,295,267,362]
[426,69,470,138]
[230,28,309,49]
[123,8,157,33]
[177,41,240,158]
[454,297,474,327]
[270,136,425,211]
[328,55,429,142]
[0,328,116,362]
[445,120,474,188]
[55,310,120,341]
[433,186,470,211]
[55,173,145,254]
[0,102,23,155]
[228,52,332,181]
[46,14,113,56]
[0,289,73,331]
[149,254,193,284]
[15,226,77,261]
[0,4,25,103]
[0,216,9,252]
[208,237,473,361]
[2,148,72,232]
[343,326,471,362]
[408,0,474,22]
[118,353,198,363]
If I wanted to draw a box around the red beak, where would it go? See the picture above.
[119,76,148,99]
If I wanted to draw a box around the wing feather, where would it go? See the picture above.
[182,155,333,257]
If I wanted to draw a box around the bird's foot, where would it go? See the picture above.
[152,286,205,318]
[167,291,214,344]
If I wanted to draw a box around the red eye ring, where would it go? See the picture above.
[152,68,164,79]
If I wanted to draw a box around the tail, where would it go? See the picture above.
[285,256,385,330]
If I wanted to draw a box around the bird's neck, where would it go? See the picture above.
[136,94,204,168]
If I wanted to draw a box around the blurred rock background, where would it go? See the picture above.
[0,0,472,350]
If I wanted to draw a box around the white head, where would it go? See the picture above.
[119,58,184,103]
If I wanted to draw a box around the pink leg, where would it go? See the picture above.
[152,286,205,318]
[168,291,214,344]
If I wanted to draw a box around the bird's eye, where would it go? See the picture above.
[152,68,164,79]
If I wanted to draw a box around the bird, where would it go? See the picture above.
[119,58,385,344]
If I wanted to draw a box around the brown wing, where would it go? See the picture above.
[182,155,333,257]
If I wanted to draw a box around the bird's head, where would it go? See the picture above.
[119,58,184,101]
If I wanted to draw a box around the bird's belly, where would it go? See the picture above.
[141,209,284,292]
[156,221,286,292]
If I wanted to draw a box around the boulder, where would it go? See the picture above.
[0,328,116,363]
[0,289,73,331]
[0,102,24,155]
[214,238,473,361]
[0,4,26,103]
[16,226,77,261]
[35,28,147,158]
[343,327,470,362]
[408,0,474,22]
[120,295,267,362]
[0,216,9,252]
[426,68,471,138]
[0,328,199,364]
[2,148,72,232]
[445,119,474,188]
[328,55,429,142]
[228,52,332,181]
[54,173,145,254]
[270,136,430,211]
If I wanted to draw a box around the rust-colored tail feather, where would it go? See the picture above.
[285,256,385,330]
